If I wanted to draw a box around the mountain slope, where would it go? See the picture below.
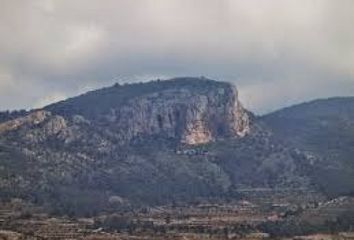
[262,97,354,196]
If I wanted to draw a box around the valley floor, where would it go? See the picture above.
[1,189,354,240]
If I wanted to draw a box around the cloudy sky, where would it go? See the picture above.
[1,0,354,114]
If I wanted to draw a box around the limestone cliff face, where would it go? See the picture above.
[99,80,250,145]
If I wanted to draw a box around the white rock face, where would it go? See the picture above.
[0,110,51,134]
[102,83,250,145]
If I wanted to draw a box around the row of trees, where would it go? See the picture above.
[0,110,27,123]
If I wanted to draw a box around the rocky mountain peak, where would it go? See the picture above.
[46,77,250,145]
[176,84,250,144]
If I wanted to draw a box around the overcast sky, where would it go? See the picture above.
[1,0,354,114]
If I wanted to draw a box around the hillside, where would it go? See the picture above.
[262,97,354,196]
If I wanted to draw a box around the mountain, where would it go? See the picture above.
[0,77,313,216]
[262,97,354,196]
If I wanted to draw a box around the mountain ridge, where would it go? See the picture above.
[262,96,354,196]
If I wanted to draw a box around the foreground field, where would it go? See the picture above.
[1,190,354,240]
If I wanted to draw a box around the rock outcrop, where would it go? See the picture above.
[0,110,51,134]
[104,84,249,145]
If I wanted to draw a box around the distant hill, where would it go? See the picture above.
[262,97,354,196]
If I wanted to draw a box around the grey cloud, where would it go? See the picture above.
[0,0,354,113]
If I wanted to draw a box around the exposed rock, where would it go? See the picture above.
[23,115,68,143]
[96,82,250,145]
[0,110,51,134]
